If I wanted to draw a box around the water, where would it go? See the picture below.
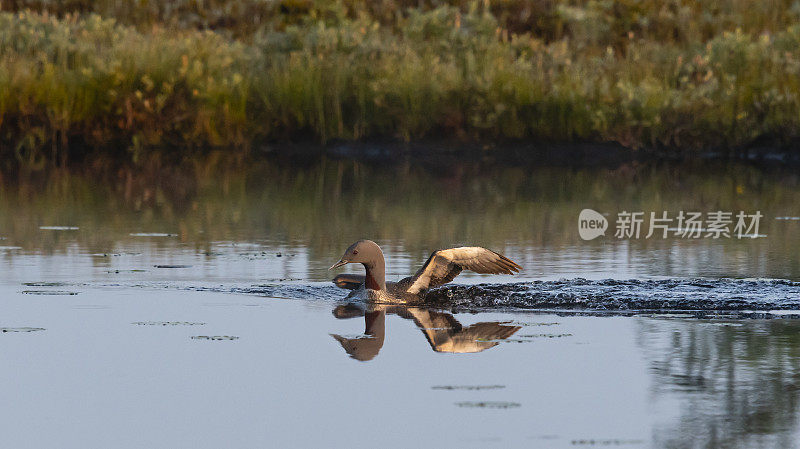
[1,155,800,448]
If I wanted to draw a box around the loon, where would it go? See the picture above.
[329,239,521,303]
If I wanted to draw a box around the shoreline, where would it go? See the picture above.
[5,138,800,175]
[4,6,800,167]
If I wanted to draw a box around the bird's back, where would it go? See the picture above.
[335,273,425,303]
[342,281,409,303]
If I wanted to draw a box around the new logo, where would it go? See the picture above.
[578,209,608,240]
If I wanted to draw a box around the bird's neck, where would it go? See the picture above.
[364,310,385,336]
[363,259,386,292]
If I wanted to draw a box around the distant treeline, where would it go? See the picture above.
[2,0,800,165]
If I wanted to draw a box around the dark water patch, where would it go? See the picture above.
[133,321,206,326]
[106,269,147,273]
[92,252,143,257]
[570,439,645,446]
[508,321,561,326]
[154,265,192,269]
[455,401,520,409]
[425,278,800,312]
[22,290,79,295]
[1,327,45,333]
[432,385,505,391]
[238,252,296,260]
[23,282,76,287]
[651,363,707,391]
[191,335,239,341]
[517,333,573,338]
[491,337,571,343]
[327,141,637,168]
[239,252,269,260]
[130,233,177,237]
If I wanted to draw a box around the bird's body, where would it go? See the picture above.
[334,278,412,302]
[330,240,522,303]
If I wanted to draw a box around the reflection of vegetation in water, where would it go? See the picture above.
[5,0,800,160]
[21,290,79,295]
[0,157,799,276]
[637,319,800,448]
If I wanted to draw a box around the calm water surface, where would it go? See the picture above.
[1,156,799,448]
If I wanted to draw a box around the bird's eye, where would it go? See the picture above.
[352,250,358,255]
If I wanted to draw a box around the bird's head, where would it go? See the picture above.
[329,239,383,270]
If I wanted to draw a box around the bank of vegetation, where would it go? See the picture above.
[2,0,800,165]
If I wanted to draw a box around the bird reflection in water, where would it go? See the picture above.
[330,303,521,361]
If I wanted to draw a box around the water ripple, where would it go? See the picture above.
[156,278,800,314]
[425,278,800,312]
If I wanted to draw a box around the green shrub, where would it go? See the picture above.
[2,2,800,165]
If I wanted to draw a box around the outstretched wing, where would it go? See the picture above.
[406,247,521,294]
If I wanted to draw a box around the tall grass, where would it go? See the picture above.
[2,1,800,164]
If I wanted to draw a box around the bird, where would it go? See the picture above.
[331,303,521,360]
[329,239,522,303]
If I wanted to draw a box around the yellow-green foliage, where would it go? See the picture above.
[0,11,253,162]
[2,1,800,163]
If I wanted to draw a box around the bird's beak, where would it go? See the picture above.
[329,259,348,270]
